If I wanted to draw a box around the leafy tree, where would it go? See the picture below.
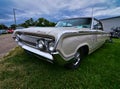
[25,18,34,26]
[18,23,28,28]
[35,18,55,27]
[10,24,16,29]
[18,17,56,28]
[0,24,8,29]
[49,22,56,26]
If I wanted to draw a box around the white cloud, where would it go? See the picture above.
[94,7,120,17]
[1,0,120,25]
[0,18,13,23]
[12,0,68,15]
[12,0,108,12]
[62,0,108,11]
[12,0,119,18]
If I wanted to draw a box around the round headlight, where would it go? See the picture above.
[15,34,21,42]
[15,36,19,42]
[38,43,43,49]
[38,40,44,49]
[48,42,55,51]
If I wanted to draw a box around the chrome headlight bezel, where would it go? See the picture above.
[48,41,55,52]
[15,34,21,42]
[37,40,45,50]
[15,37,19,42]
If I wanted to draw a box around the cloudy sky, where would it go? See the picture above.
[0,0,120,26]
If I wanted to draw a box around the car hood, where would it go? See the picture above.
[14,27,89,39]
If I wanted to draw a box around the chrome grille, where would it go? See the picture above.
[19,35,36,47]
[17,34,54,51]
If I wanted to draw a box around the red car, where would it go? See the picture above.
[7,29,14,33]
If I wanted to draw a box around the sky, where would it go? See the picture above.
[0,0,120,26]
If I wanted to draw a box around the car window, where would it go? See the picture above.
[93,19,103,30]
[56,18,91,28]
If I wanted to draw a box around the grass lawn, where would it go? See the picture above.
[0,39,120,89]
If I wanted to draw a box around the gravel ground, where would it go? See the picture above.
[0,34,17,58]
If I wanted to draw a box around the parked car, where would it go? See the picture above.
[7,29,14,33]
[0,29,8,34]
[111,27,120,38]
[13,17,110,69]
[0,30,2,35]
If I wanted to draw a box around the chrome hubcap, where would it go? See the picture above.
[74,52,81,66]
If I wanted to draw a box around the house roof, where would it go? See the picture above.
[100,16,120,21]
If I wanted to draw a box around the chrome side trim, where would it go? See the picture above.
[54,30,108,49]
[19,42,53,60]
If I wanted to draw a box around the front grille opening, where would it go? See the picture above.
[16,33,55,52]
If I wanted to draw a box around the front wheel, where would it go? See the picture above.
[65,51,82,69]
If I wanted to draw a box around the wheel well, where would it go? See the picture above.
[79,45,89,57]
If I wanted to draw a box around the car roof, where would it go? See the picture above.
[60,17,98,21]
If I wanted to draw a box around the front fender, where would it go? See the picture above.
[55,32,90,61]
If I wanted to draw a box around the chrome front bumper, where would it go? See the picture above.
[18,42,53,60]
[17,42,70,65]
[22,45,53,60]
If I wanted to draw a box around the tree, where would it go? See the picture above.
[35,18,55,27]
[0,24,8,29]
[25,18,34,26]
[10,24,16,29]
[18,23,28,28]
[18,17,56,28]
[49,22,56,27]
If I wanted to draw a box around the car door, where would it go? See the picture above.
[93,19,105,48]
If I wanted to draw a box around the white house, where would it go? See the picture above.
[100,16,120,32]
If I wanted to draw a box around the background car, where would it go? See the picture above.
[111,27,120,38]
[0,30,2,35]
[0,29,8,34]
[7,29,14,33]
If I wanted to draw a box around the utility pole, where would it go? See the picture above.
[13,8,16,29]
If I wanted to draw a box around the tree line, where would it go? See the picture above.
[0,18,56,30]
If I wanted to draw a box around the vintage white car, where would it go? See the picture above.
[13,17,110,69]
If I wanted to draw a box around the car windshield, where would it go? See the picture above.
[56,18,92,28]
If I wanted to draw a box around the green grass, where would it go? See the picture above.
[0,39,120,89]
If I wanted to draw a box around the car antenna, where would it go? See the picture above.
[91,7,94,30]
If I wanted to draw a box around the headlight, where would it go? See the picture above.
[15,37,19,42]
[48,42,55,51]
[38,40,45,49]
[15,34,20,42]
